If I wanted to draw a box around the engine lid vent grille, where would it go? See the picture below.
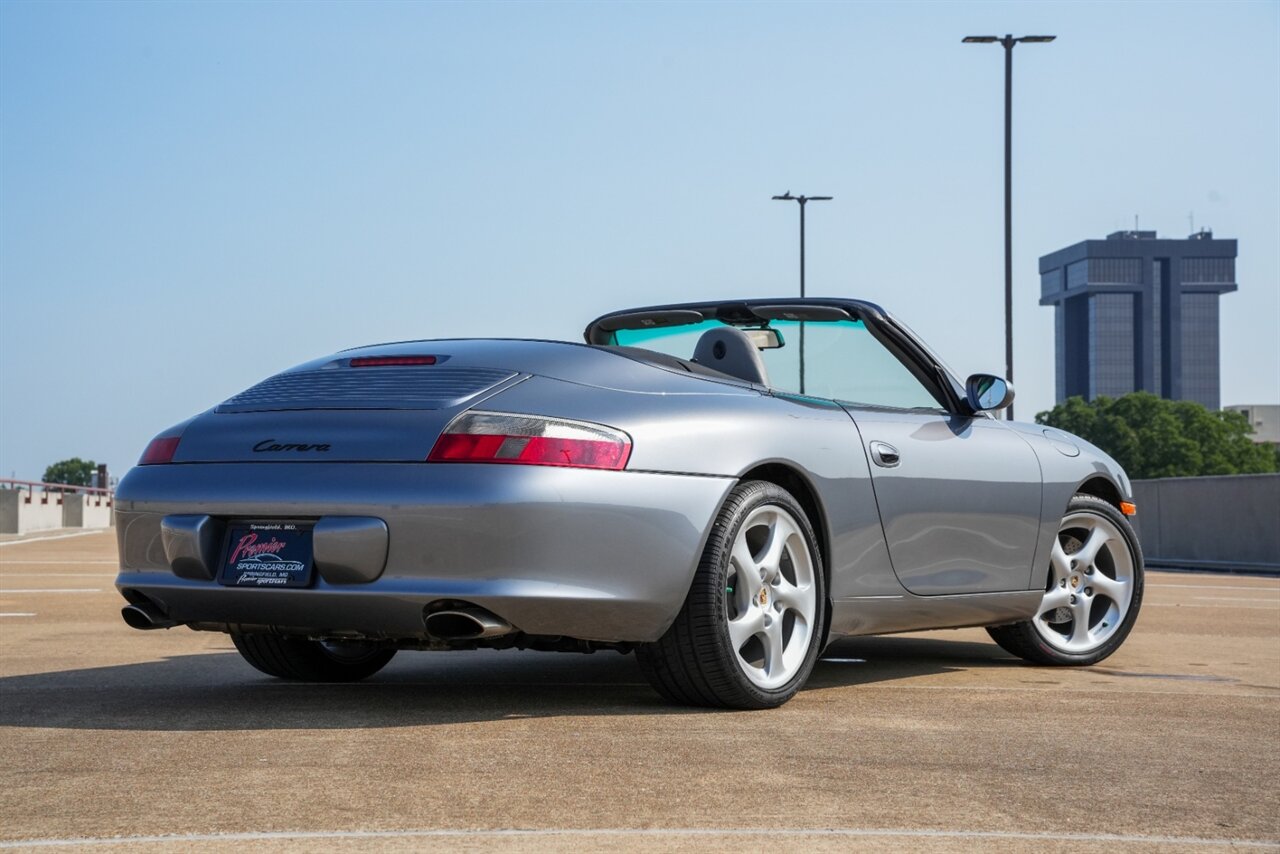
[216,366,519,412]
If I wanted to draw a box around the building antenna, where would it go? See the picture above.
[1134,214,1139,232]
[1189,212,1195,234]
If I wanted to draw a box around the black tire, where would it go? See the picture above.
[231,633,396,682]
[987,493,1144,666]
[637,480,827,710]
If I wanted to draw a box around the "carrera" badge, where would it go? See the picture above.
[253,439,331,453]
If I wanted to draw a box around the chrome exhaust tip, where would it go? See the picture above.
[424,606,514,640]
[121,603,179,630]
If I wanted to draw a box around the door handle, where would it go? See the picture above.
[869,441,900,468]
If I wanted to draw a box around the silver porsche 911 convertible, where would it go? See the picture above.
[115,298,1144,709]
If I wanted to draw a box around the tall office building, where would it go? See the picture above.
[1038,230,1237,409]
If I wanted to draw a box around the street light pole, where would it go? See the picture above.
[800,199,807,297]
[773,192,833,394]
[1004,39,1013,418]
[772,192,832,297]
[963,33,1055,421]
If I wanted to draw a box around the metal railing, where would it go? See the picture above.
[0,478,113,506]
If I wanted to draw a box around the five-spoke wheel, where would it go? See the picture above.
[1035,511,1136,653]
[725,505,819,690]
[637,480,827,709]
[989,493,1144,665]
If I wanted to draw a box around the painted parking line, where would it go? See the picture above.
[0,588,103,594]
[0,612,36,618]
[1147,603,1279,610]
[0,560,118,565]
[0,573,116,578]
[1148,584,1280,591]
[0,827,1275,849]
[0,530,109,547]
[257,679,1278,699]
[871,684,1280,698]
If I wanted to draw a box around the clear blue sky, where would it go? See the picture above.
[1,0,1277,481]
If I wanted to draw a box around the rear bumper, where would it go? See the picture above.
[115,463,734,642]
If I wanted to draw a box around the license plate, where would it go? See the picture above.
[218,523,314,588]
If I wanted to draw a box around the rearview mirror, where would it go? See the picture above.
[743,328,784,350]
[965,374,1014,412]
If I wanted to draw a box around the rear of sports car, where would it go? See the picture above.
[114,340,738,652]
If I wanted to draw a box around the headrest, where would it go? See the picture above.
[691,326,770,386]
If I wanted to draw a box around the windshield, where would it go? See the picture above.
[615,319,945,411]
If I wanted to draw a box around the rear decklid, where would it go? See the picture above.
[169,338,748,464]
[216,363,516,413]
[175,347,524,463]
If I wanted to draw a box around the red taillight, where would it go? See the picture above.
[428,412,631,471]
[350,355,437,367]
[139,435,182,465]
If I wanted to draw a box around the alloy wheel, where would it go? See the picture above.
[1034,511,1136,654]
[724,504,818,689]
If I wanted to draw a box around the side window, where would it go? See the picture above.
[761,320,946,411]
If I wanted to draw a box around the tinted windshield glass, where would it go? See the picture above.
[615,319,944,410]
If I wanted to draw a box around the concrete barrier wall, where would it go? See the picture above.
[0,489,66,534]
[1132,473,1280,573]
[61,494,114,529]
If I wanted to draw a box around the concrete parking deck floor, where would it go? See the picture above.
[1,530,1277,852]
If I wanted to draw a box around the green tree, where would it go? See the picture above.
[42,457,97,487]
[1036,393,1277,480]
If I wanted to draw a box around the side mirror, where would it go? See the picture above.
[965,373,1014,413]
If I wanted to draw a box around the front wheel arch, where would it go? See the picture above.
[1075,475,1124,511]
[1040,475,1129,594]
